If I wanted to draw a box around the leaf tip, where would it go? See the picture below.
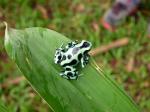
[4,22,9,45]
[3,22,15,60]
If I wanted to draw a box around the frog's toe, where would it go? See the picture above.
[81,63,87,68]
[75,70,78,74]
[84,61,88,65]
[62,75,70,80]
[59,72,64,76]
[78,73,84,77]
[81,63,85,68]
[70,76,78,80]
[66,71,78,80]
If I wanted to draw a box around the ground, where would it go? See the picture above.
[0,0,150,112]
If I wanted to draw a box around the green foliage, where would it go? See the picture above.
[4,24,140,112]
[0,101,9,112]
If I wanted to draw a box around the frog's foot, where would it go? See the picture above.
[84,57,89,65]
[84,54,90,61]
[66,67,78,80]
[59,71,65,77]
[68,74,78,80]
[60,67,78,80]
[63,71,78,80]
[81,57,88,68]
[81,54,90,68]
[78,73,84,78]
[60,72,69,79]
[81,58,85,68]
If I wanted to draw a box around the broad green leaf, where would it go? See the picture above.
[4,23,140,112]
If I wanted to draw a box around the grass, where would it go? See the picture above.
[0,0,150,112]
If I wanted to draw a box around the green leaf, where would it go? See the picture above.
[4,23,140,112]
[0,101,9,112]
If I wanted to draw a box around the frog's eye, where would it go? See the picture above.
[83,42,90,48]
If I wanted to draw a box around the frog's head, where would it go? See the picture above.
[54,48,63,64]
[80,40,92,52]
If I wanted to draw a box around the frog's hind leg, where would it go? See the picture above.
[60,71,70,79]
[62,66,78,80]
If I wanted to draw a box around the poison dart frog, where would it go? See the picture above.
[54,40,92,80]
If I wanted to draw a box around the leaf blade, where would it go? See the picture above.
[4,25,140,112]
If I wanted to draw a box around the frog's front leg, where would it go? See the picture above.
[84,53,90,64]
[65,41,78,50]
[81,54,90,68]
[60,66,78,80]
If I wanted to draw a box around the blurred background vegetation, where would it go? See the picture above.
[0,0,150,112]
